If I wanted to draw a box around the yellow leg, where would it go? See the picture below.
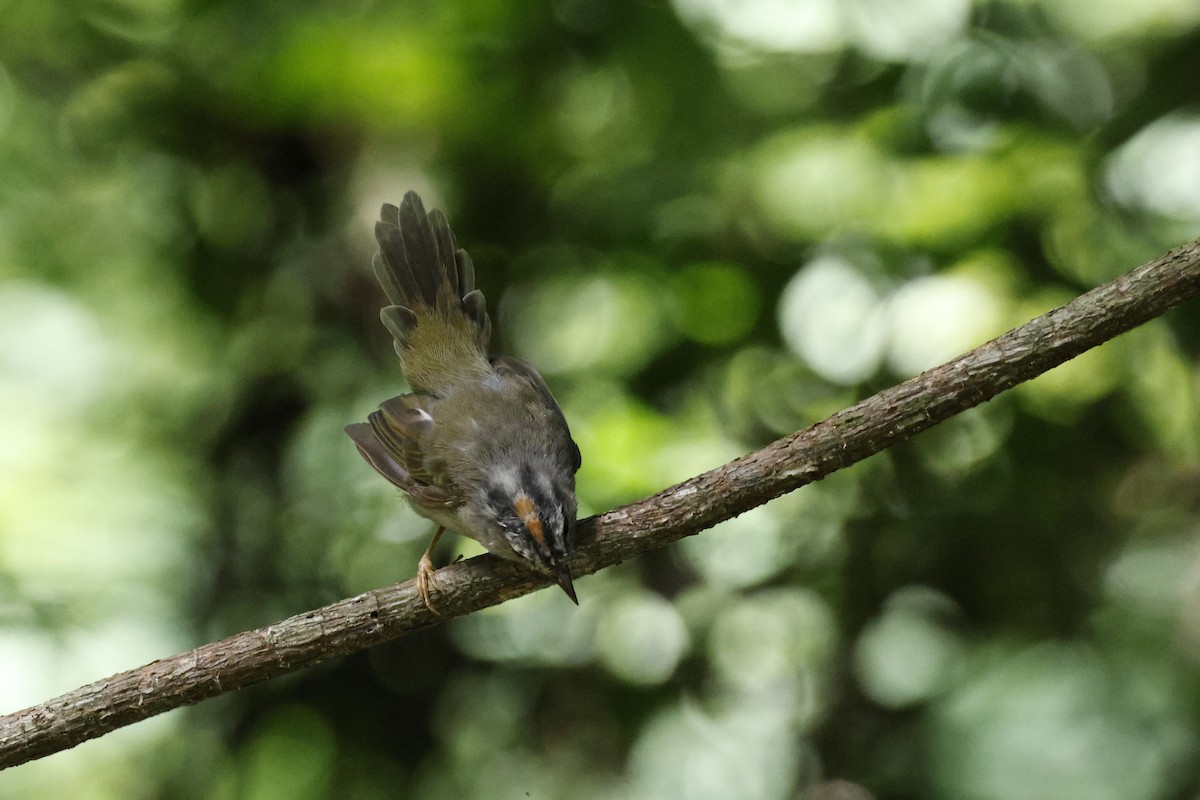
[417,526,445,615]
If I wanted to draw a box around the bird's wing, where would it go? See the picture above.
[491,355,581,473]
[344,393,459,509]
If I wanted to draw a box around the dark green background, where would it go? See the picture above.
[2,1,1200,798]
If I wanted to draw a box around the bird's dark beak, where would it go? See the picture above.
[555,563,579,605]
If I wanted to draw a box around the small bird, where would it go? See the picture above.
[346,192,581,611]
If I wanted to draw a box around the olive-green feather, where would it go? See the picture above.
[372,192,492,391]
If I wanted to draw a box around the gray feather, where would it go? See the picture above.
[396,192,442,309]
[381,305,417,348]
[456,249,475,295]
[462,289,487,331]
[368,191,494,390]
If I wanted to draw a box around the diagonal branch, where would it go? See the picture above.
[3,238,1199,769]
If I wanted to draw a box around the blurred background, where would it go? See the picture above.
[2,0,1200,798]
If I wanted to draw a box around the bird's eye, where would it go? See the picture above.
[504,509,527,533]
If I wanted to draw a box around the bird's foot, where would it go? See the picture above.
[417,551,442,616]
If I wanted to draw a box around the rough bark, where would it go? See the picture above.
[2,237,1199,769]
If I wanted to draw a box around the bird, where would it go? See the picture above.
[345,191,582,612]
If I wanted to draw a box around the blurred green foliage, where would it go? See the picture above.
[2,0,1200,798]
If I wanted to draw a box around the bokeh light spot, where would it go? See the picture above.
[672,0,845,55]
[854,588,963,708]
[1106,113,1200,221]
[778,256,887,385]
[886,265,1010,376]
[507,268,673,376]
[847,0,969,62]
[596,592,690,685]
[669,261,760,345]
[756,130,890,237]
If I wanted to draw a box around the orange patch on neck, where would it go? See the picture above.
[513,494,544,546]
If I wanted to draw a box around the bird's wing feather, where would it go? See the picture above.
[344,393,459,509]
[491,355,581,472]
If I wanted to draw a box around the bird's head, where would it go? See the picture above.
[482,462,579,602]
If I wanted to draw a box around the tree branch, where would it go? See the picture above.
[3,238,1199,769]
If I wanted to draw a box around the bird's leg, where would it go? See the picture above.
[417,526,446,615]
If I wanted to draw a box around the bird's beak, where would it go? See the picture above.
[555,563,579,605]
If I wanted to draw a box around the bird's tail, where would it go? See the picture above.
[372,191,492,391]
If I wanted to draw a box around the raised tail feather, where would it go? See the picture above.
[372,192,492,391]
